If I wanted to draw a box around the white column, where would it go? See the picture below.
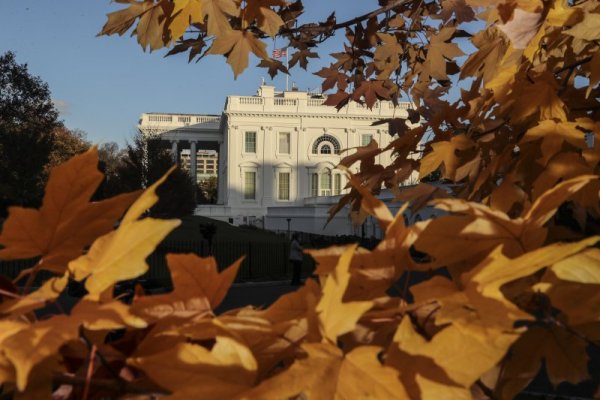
[171,140,178,164]
[217,140,226,204]
[189,141,197,184]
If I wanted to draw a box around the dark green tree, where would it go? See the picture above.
[112,132,196,218]
[0,51,61,216]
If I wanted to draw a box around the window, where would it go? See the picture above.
[278,172,290,200]
[244,131,257,153]
[361,134,373,147]
[320,170,332,196]
[279,132,290,154]
[311,173,318,197]
[244,171,256,200]
[320,144,332,154]
[312,135,341,154]
[334,174,341,195]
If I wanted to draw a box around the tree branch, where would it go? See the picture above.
[280,0,416,36]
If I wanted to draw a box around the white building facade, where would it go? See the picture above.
[139,84,420,236]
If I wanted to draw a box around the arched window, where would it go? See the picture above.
[312,135,341,155]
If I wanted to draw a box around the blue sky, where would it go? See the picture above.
[0,1,376,146]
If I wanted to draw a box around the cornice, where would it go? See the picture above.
[224,111,398,121]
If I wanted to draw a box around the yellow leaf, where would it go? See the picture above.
[523,174,598,227]
[419,134,476,181]
[132,254,242,320]
[0,274,67,316]
[240,342,343,400]
[242,0,286,37]
[421,27,465,81]
[520,120,587,164]
[469,237,600,311]
[130,336,256,399]
[72,298,147,330]
[495,326,588,398]
[0,148,139,274]
[545,0,582,27]
[3,315,78,391]
[201,0,239,36]
[511,72,566,123]
[208,30,268,78]
[391,317,517,391]
[122,166,174,224]
[316,245,373,343]
[69,169,180,296]
[99,0,155,36]
[346,173,394,231]
[551,248,600,284]
[135,0,171,51]
[565,11,600,41]
[69,217,179,296]
[497,8,543,49]
[169,0,204,43]
[337,345,410,399]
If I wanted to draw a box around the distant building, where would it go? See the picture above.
[138,84,421,237]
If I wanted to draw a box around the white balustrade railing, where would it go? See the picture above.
[274,98,297,106]
[238,96,263,105]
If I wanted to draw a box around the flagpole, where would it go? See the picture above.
[285,48,289,92]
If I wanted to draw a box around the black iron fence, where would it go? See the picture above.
[144,239,292,285]
[0,239,293,287]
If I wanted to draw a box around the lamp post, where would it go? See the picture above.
[286,218,291,239]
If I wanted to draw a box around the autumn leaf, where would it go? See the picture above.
[208,30,269,78]
[242,0,287,37]
[68,168,180,297]
[337,345,410,399]
[419,134,476,181]
[132,254,243,320]
[421,27,464,81]
[0,274,67,316]
[240,342,343,399]
[130,336,257,399]
[257,58,288,79]
[565,11,600,41]
[0,148,139,274]
[439,0,476,23]
[551,248,600,284]
[497,8,543,49]
[351,80,390,109]
[201,0,240,36]
[168,0,204,43]
[323,90,351,110]
[394,183,450,211]
[520,120,587,164]
[316,245,373,343]
[387,317,475,399]
[495,326,589,398]
[100,0,156,37]
[510,72,567,123]
[1,317,70,392]
[468,237,599,313]
[288,49,319,70]
[460,27,509,83]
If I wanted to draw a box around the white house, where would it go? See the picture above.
[138,84,422,237]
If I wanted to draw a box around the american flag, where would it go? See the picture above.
[272,48,287,59]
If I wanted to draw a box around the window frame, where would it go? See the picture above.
[278,131,291,155]
[334,174,342,195]
[277,171,291,201]
[244,131,257,154]
[243,170,257,200]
